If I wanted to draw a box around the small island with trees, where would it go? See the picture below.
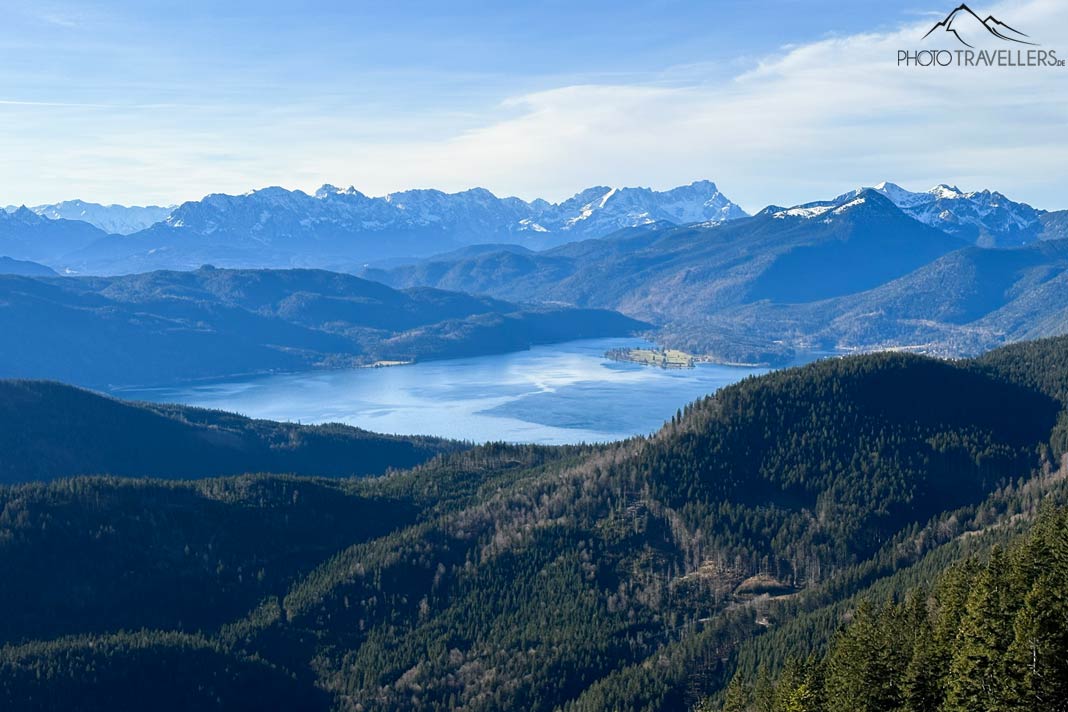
[605,347,698,369]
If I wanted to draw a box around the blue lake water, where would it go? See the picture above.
[117,339,777,445]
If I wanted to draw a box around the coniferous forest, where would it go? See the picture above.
[2,336,1068,711]
[714,505,1068,712]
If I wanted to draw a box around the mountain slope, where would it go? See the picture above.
[0,267,646,387]
[717,503,1068,712]
[0,341,1063,710]
[697,238,1068,359]
[371,191,967,360]
[373,191,1068,363]
[0,256,56,276]
[0,631,327,712]
[24,200,172,235]
[869,181,1046,246]
[0,379,457,484]
[1040,209,1068,241]
[0,207,111,264]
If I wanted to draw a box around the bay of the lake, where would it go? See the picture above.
[116,339,783,445]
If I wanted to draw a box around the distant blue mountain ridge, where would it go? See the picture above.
[4,180,1064,275]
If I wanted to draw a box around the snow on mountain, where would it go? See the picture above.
[771,204,836,219]
[9,180,745,258]
[764,189,881,221]
[23,200,173,235]
[531,180,747,236]
[55,180,747,272]
[154,180,747,247]
[0,206,111,264]
[864,182,1046,246]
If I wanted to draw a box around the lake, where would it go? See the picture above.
[117,339,777,445]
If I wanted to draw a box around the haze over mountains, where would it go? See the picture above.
[5,201,173,235]
[0,267,644,387]
[0,256,55,276]
[4,179,1065,273]
[372,189,1068,362]
[3,178,1068,365]
[0,206,113,265]
[3,181,747,274]
[5,179,1065,273]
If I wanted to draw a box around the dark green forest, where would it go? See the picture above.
[2,336,1068,710]
[714,505,1068,712]
[0,379,458,483]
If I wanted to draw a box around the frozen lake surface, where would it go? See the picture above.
[118,339,778,445]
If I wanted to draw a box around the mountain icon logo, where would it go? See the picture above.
[923,4,1038,48]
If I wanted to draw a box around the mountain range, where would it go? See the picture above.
[0,206,112,265]
[5,200,173,235]
[868,181,1051,246]
[3,180,1064,275]
[5,179,1068,365]
[708,237,1068,359]
[4,181,1063,277]
[2,181,746,274]
[368,189,1068,363]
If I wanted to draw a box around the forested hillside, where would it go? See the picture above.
[371,191,964,320]
[0,266,645,387]
[0,380,458,483]
[370,194,1068,364]
[2,337,1067,710]
[714,505,1068,711]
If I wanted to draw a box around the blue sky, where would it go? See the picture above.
[4,1,916,98]
[2,0,1066,210]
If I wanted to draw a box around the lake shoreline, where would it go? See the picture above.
[114,338,781,445]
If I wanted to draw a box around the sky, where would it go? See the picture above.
[1,0,1066,211]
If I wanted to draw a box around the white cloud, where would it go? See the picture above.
[2,0,1066,210]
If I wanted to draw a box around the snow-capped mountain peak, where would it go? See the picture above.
[10,181,748,272]
[14,200,173,234]
[768,188,893,221]
[867,181,1045,246]
[314,184,363,199]
[930,184,965,200]
[534,180,747,235]
[189,180,747,241]
[871,181,928,208]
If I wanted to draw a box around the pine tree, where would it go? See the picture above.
[719,675,749,712]
[823,602,905,711]
[902,591,944,712]
[1005,509,1068,710]
[944,547,1018,711]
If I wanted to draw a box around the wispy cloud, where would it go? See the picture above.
[18,1,94,28]
[0,99,110,108]
[37,12,78,27]
[296,0,1068,209]
[2,0,1066,209]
